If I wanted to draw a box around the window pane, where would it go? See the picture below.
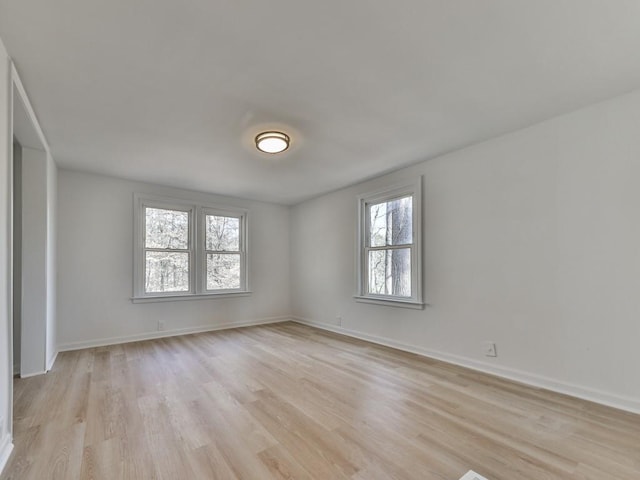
[207,253,241,290]
[369,196,412,247]
[145,251,189,292]
[368,248,411,297]
[206,215,240,251]
[145,207,189,249]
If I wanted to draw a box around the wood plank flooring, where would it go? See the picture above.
[2,322,640,479]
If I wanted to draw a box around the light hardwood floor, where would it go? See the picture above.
[2,322,640,479]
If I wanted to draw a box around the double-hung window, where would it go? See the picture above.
[203,210,244,292]
[356,179,423,308]
[133,194,248,301]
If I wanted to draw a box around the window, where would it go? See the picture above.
[204,211,243,291]
[144,206,192,293]
[133,194,248,302]
[356,179,423,308]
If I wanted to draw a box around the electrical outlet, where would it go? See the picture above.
[483,341,497,357]
[336,314,342,326]
[157,320,165,331]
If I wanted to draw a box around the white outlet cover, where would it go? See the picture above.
[460,471,489,480]
[483,341,497,357]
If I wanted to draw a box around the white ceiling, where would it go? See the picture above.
[1,1,640,204]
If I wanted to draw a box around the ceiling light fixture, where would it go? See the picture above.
[255,131,290,154]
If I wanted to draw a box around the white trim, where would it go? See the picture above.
[57,316,290,352]
[353,295,424,309]
[291,316,640,416]
[6,58,15,443]
[19,370,46,379]
[201,206,248,293]
[356,178,423,306]
[46,350,58,371]
[133,194,196,298]
[11,65,50,155]
[131,291,252,303]
[0,435,14,475]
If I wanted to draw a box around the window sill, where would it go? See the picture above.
[132,291,252,304]
[353,295,425,310]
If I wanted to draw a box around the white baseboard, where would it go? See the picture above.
[20,370,47,378]
[57,316,291,352]
[16,351,58,378]
[0,434,13,475]
[291,316,640,416]
[46,350,58,371]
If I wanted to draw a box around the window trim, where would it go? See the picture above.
[133,193,250,302]
[355,179,424,309]
[200,206,248,294]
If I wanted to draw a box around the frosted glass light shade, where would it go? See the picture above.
[255,131,290,154]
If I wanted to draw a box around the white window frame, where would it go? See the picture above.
[355,178,424,309]
[133,194,250,303]
[200,207,248,294]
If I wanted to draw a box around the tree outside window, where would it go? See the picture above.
[133,194,248,301]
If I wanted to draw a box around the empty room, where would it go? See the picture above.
[0,1,639,479]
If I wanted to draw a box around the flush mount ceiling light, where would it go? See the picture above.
[255,131,290,154]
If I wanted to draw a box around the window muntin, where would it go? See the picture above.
[134,195,248,301]
[357,180,423,308]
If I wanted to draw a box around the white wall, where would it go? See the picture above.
[291,89,640,413]
[57,170,291,349]
[0,37,13,469]
[19,146,48,375]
